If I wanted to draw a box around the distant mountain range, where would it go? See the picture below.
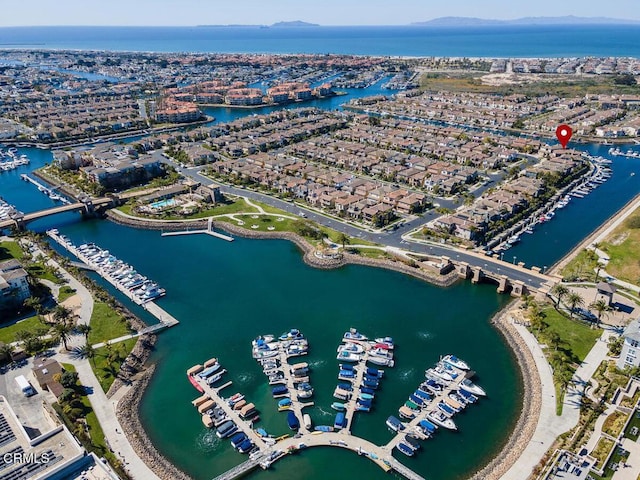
[412,16,640,27]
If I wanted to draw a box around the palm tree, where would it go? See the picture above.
[551,284,569,308]
[589,299,610,327]
[74,343,96,366]
[0,343,14,363]
[567,292,584,319]
[76,324,91,340]
[337,232,350,250]
[23,296,44,315]
[53,322,73,350]
[52,305,74,325]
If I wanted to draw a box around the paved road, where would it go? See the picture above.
[168,160,551,291]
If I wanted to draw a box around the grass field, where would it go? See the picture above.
[57,286,77,303]
[0,316,44,344]
[0,241,24,261]
[542,307,601,363]
[91,338,137,392]
[87,302,133,345]
[602,211,640,284]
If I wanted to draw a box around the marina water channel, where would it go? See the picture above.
[1,91,640,479]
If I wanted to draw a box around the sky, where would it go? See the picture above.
[1,0,640,26]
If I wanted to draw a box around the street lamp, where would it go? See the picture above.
[542,265,547,274]
[513,256,517,265]
[500,252,504,261]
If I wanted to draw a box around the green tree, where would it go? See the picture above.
[337,232,351,250]
[589,299,610,327]
[53,322,73,350]
[551,284,569,308]
[566,292,584,319]
[75,343,96,366]
[76,324,91,339]
[60,371,79,389]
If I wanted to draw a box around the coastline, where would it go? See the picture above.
[468,301,541,480]
[104,210,460,288]
[103,209,544,480]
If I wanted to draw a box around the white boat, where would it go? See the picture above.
[374,337,394,349]
[441,355,470,371]
[367,356,394,367]
[369,347,393,359]
[303,414,312,430]
[427,410,457,430]
[336,351,361,362]
[343,328,368,341]
[426,367,453,382]
[460,378,486,397]
[337,343,364,354]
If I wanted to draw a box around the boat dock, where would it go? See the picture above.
[210,457,263,480]
[384,368,468,451]
[161,218,234,242]
[20,173,70,204]
[46,230,179,333]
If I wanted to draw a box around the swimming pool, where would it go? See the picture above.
[150,198,176,209]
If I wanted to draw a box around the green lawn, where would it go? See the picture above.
[0,316,45,344]
[88,302,133,345]
[26,263,65,284]
[57,286,77,303]
[624,410,640,440]
[91,337,137,392]
[0,241,24,261]
[542,307,601,363]
[170,198,258,218]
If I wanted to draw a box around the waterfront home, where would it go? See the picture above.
[0,259,31,312]
[617,317,640,370]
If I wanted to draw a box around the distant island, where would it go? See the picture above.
[412,15,640,27]
[197,21,318,28]
[271,21,319,28]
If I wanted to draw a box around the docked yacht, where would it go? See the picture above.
[441,354,470,370]
[460,378,486,396]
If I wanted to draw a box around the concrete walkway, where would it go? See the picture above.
[21,239,160,480]
[500,325,613,480]
[613,438,640,480]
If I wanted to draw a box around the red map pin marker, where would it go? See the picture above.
[556,124,572,149]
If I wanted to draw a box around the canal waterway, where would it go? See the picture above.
[1,101,640,480]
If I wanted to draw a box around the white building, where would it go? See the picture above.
[617,317,640,370]
[0,259,30,312]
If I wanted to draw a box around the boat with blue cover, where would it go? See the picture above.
[359,392,375,401]
[361,387,376,395]
[216,420,238,438]
[331,402,346,411]
[287,411,300,430]
[337,383,353,391]
[396,442,414,457]
[386,415,405,432]
[408,393,425,406]
[414,389,431,402]
[278,398,292,408]
[419,419,437,434]
[315,425,334,432]
[339,363,354,371]
[238,439,254,454]
[343,328,368,341]
[362,378,379,389]
[255,428,269,437]
[271,385,288,397]
[404,435,421,450]
[437,401,455,417]
[197,363,222,378]
[230,432,247,448]
[457,388,478,403]
[366,367,384,378]
[279,329,303,341]
[334,412,347,429]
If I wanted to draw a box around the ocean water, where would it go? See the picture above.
[1,25,640,57]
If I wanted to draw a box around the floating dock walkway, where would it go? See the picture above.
[47,230,179,335]
[161,218,234,242]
